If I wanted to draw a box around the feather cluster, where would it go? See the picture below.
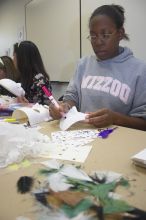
[16,163,146,220]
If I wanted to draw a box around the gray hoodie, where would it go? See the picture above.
[64,47,146,119]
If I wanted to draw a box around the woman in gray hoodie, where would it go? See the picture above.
[50,4,146,131]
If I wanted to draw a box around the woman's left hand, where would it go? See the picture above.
[16,96,29,103]
[85,108,115,128]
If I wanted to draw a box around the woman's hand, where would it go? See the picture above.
[85,108,115,128]
[16,96,29,103]
[49,102,72,120]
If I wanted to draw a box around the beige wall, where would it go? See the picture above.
[0,0,146,81]
[26,0,80,81]
[0,0,30,56]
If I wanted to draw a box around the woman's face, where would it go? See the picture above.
[13,52,18,69]
[0,69,6,79]
[89,15,124,60]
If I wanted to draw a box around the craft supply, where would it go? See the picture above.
[0,117,18,123]
[42,86,66,118]
[16,165,135,219]
[17,176,34,194]
[131,148,146,168]
[98,127,117,138]
[42,86,59,108]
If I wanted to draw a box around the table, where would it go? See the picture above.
[0,120,146,220]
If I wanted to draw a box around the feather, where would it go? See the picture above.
[17,176,34,194]
[98,127,117,138]
[35,192,48,206]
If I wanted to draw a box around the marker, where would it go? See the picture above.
[42,86,60,108]
[0,118,18,123]
[42,86,66,118]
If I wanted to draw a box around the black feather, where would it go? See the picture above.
[34,192,48,206]
[17,176,34,194]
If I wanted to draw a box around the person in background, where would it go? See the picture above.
[0,56,19,81]
[50,4,146,131]
[13,41,52,105]
[0,56,20,96]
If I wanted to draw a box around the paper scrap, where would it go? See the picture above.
[131,148,146,167]
[40,159,61,169]
[60,164,93,182]
[48,144,92,163]
[60,106,87,131]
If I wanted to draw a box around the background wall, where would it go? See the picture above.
[26,0,80,82]
[0,0,30,56]
[0,0,146,82]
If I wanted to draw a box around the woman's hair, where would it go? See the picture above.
[13,40,50,93]
[89,4,129,41]
[0,56,19,81]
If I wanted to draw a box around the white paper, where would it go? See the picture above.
[47,173,73,192]
[60,164,93,181]
[0,78,25,97]
[48,144,92,163]
[12,103,52,126]
[48,129,98,163]
[0,95,17,106]
[40,159,61,169]
[90,171,122,183]
[131,148,146,164]
[60,106,87,131]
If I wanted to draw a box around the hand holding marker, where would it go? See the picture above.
[42,86,60,108]
[42,86,66,118]
[36,74,66,118]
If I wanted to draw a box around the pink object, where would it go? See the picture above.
[41,85,66,118]
[42,86,60,108]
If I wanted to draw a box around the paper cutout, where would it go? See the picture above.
[90,171,122,183]
[0,78,25,97]
[60,164,92,182]
[8,160,31,171]
[0,95,17,106]
[47,173,73,192]
[41,159,61,169]
[12,103,52,126]
[131,148,146,168]
[21,159,32,168]
[60,106,87,131]
[8,163,20,171]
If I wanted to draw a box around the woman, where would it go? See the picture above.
[0,56,20,96]
[0,56,19,81]
[13,41,52,105]
[50,4,146,130]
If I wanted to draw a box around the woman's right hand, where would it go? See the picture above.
[49,102,72,120]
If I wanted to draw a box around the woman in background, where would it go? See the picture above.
[13,41,52,105]
[0,56,19,81]
[0,56,20,96]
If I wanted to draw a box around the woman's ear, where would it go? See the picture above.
[118,27,125,40]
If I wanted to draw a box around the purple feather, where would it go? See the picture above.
[98,127,117,138]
